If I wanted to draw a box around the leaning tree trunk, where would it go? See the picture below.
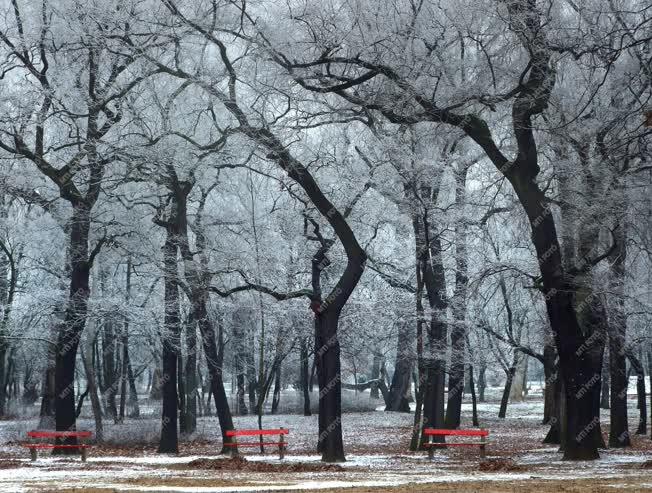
[80,340,103,442]
[271,365,282,414]
[196,310,237,453]
[499,353,519,419]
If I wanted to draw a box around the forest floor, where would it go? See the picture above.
[0,394,651,492]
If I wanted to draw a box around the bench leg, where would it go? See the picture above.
[279,433,285,460]
[30,448,37,461]
[428,436,434,460]
[81,447,87,462]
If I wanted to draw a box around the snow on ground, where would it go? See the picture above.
[0,392,650,492]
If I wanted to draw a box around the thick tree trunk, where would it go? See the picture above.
[314,311,345,463]
[542,344,557,425]
[54,204,93,454]
[648,350,652,441]
[543,376,561,444]
[158,233,181,454]
[608,328,630,447]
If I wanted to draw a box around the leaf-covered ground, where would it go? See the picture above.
[1,394,651,492]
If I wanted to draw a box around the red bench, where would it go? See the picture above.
[23,430,93,461]
[225,429,288,459]
[423,428,489,459]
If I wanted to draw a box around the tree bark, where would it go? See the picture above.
[54,204,94,454]
[158,231,181,454]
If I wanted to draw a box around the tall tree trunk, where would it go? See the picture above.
[300,337,311,416]
[54,204,93,453]
[126,352,140,418]
[158,232,181,454]
[0,229,17,417]
[81,338,103,442]
[445,162,470,430]
[608,223,630,448]
[478,366,486,403]
[369,351,381,400]
[601,346,610,409]
[233,308,251,415]
[468,363,479,427]
[183,321,198,434]
[314,310,345,462]
[409,241,426,451]
[101,312,118,422]
[416,193,448,448]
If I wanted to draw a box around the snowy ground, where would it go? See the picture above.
[0,391,651,492]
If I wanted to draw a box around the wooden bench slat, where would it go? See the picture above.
[424,429,488,437]
[224,442,285,447]
[23,444,91,449]
[424,442,490,447]
[226,429,289,437]
[28,431,92,437]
